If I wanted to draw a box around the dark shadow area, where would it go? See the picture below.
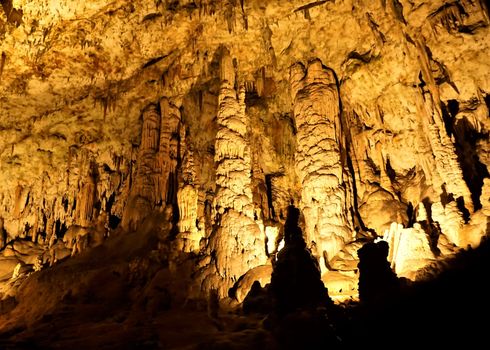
[269,205,331,315]
[264,174,276,220]
[342,236,490,348]
[244,231,490,348]
[0,0,23,26]
[244,205,340,349]
[108,215,121,230]
[357,240,399,305]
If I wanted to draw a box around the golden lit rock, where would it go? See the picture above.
[290,59,354,272]
[383,222,435,279]
[0,2,488,343]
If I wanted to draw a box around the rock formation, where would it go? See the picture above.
[383,222,435,279]
[206,50,267,297]
[0,0,489,304]
[290,59,354,271]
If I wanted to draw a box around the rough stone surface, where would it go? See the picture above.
[0,0,489,303]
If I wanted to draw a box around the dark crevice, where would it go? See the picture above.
[447,99,459,117]
[24,223,30,239]
[428,2,467,33]
[405,33,415,45]
[0,52,6,82]
[54,219,68,240]
[421,198,442,256]
[142,13,162,22]
[441,100,459,137]
[108,215,121,230]
[142,55,168,69]
[343,115,376,237]
[406,202,415,227]
[346,50,372,64]
[106,193,116,213]
[391,0,407,24]
[457,196,471,223]
[244,90,265,108]
[485,94,490,112]
[165,0,179,12]
[366,158,381,177]
[458,22,487,34]
[440,185,455,207]
[432,59,459,93]
[294,1,330,13]
[0,0,23,26]
[483,0,490,18]
[62,196,69,212]
[169,122,182,238]
[453,118,489,210]
[385,158,396,182]
[366,13,386,43]
[418,71,426,89]
[265,174,276,219]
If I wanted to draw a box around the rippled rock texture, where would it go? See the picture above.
[0,0,489,305]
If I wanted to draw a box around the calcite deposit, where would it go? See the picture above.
[0,0,489,306]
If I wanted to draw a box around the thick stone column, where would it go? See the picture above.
[290,59,353,271]
[207,51,267,296]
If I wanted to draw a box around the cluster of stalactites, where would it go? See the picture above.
[121,99,181,231]
[426,0,490,35]
[290,59,354,272]
[421,92,474,214]
[74,160,97,228]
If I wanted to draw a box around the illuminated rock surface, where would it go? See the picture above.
[0,0,489,348]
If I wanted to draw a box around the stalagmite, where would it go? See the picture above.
[75,162,97,228]
[157,98,182,206]
[290,59,354,271]
[432,201,465,247]
[207,50,267,297]
[422,94,474,213]
[177,184,199,252]
[122,104,162,231]
[122,101,185,231]
[383,222,435,279]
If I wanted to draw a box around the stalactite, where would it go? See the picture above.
[383,222,434,279]
[176,184,199,252]
[419,92,474,214]
[175,125,202,252]
[12,185,29,218]
[205,50,267,297]
[269,176,290,221]
[251,157,269,222]
[412,38,474,244]
[431,201,465,247]
[74,161,97,228]
[122,104,163,231]
[290,59,354,272]
[118,97,188,233]
[157,98,182,205]
[428,3,465,34]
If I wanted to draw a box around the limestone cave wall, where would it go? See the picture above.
[0,0,489,298]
